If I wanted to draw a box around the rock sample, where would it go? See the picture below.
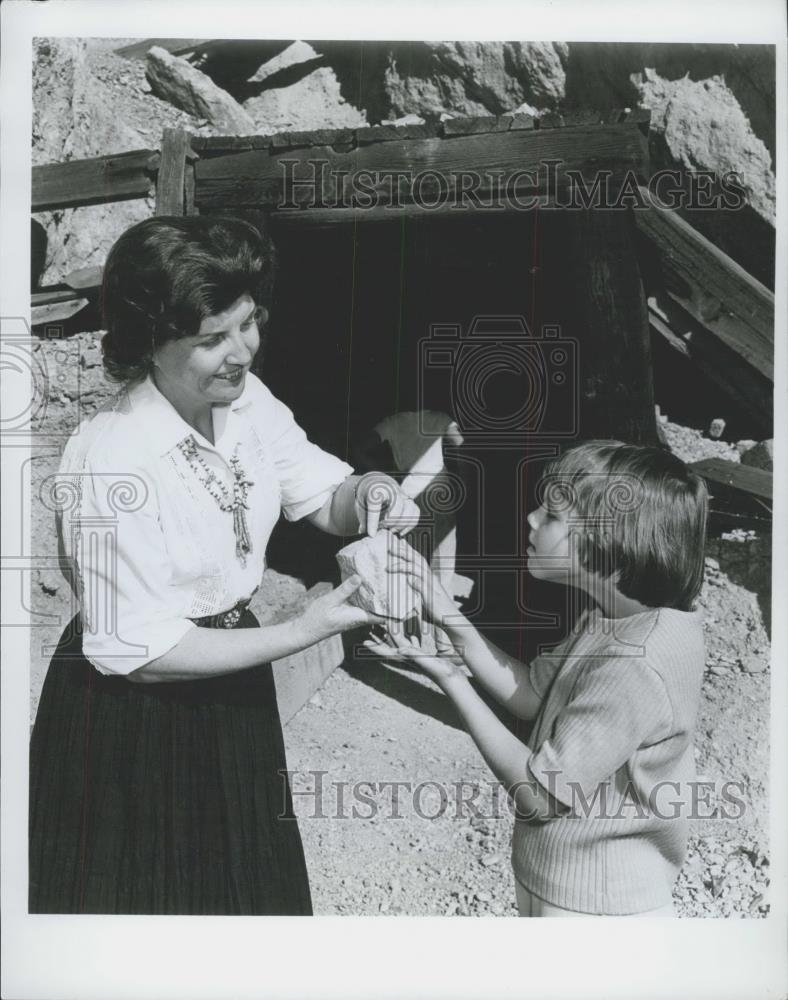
[336,531,420,621]
[145,45,256,132]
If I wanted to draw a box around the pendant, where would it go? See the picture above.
[233,503,253,565]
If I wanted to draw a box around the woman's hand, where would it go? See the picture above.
[355,473,420,537]
[386,534,455,625]
[297,576,385,645]
[364,624,467,688]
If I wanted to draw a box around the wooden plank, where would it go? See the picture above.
[267,197,573,228]
[442,115,512,137]
[31,288,80,307]
[690,458,772,502]
[190,135,276,154]
[271,127,356,150]
[273,632,346,725]
[195,122,649,211]
[32,149,158,212]
[114,38,209,60]
[635,186,774,380]
[561,109,605,127]
[649,299,772,433]
[31,298,89,327]
[357,122,440,144]
[155,128,191,216]
[648,308,690,357]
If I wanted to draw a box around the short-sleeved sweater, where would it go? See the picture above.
[512,606,705,914]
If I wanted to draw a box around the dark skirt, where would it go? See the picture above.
[29,612,313,915]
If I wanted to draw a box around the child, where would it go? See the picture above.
[365,441,709,917]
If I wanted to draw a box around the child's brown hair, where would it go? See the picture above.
[538,441,709,611]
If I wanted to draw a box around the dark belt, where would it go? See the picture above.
[190,597,252,630]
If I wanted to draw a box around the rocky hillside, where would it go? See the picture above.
[33,38,775,287]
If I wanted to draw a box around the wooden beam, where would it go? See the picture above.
[648,299,772,433]
[635,186,774,381]
[690,458,772,502]
[189,111,651,158]
[31,288,81,307]
[273,632,345,725]
[442,116,512,137]
[563,209,658,445]
[155,128,192,216]
[114,38,209,60]
[194,122,649,211]
[266,198,574,228]
[32,149,159,212]
[32,298,89,327]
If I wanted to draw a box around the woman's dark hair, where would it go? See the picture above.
[538,441,709,611]
[100,215,275,383]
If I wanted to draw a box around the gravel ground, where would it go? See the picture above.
[286,644,770,918]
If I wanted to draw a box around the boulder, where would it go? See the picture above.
[243,64,367,133]
[633,69,775,224]
[336,531,420,621]
[739,439,773,472]
[563,42,775,166]
[382,41,565,119]
[248,40,322,85]
[32,38,151,286]
[145,46,256,132]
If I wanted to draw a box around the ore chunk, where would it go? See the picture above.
[336,530,420,620]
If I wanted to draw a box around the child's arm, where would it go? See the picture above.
[439,608,542,720]
[388,536,543,720]
[364,629,562,821]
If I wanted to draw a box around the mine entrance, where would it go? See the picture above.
[255,208,651,657]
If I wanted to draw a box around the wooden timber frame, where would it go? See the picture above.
[32,110,775,508]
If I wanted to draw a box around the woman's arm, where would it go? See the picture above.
[306,473,420,537]
[132,576,380,683]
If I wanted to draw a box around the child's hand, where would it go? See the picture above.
[386,534,455,625]
[364,623,466,687]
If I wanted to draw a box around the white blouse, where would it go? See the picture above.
[55,372,353,676]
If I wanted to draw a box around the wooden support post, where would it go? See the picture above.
[564,208,659,445]
[155,128,192,216]
[184,159,197,215]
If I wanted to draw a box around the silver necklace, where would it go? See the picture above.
[178,435,254,564]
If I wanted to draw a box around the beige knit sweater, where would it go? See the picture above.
[512,606,705,914]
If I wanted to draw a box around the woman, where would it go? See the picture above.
[29,215,418,915]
